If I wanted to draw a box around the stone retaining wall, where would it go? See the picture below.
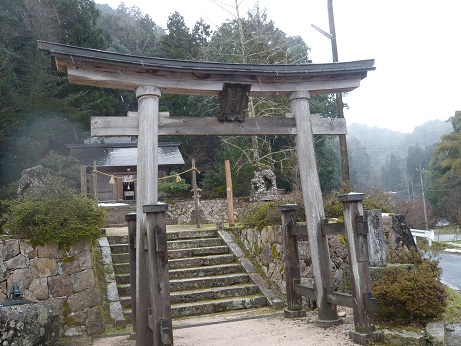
[235,226,349,295]
[235,213,410,297]
[167,198,246,224]
[0,239,104,337]
[101,198,247,227]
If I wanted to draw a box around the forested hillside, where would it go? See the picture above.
[347,120,451,195]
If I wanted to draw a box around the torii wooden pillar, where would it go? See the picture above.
[38,40,374,345]
[135,86,173,344]
[290,91,341,324]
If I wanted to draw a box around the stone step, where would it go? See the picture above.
[170,273,250,292]
[167,230,218,240]
[122,295,267,320]
[115,273,131,285]
[120,296,132,309]
[169,263,244,280]
[171,296,268,318]
[117,284,132,297]
[113,254,238,277]
[107,235,128,245]
[118,273,252,296]
[113,262,130,274]
[118,284,260,308]
[109,238,225,253]
[169,254,236,270]
[167,238,224,250]
[111,253,130,263]
[110,243,130,254]
[122,310,132,323]
[106,230,218,247]
[168,246,229,259]
[170,284,260,304]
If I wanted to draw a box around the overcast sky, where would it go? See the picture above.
[95,0,461,133]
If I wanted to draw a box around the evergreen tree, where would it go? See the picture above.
[159,12,197,60]
[381,153,404,192]
[428,111,461,223]
[97,4,163,56]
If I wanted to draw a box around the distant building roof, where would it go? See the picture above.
[68,142,184,167]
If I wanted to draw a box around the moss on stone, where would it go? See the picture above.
[62,300,71,316]
[62,316,80,327]
[62,254,75,262]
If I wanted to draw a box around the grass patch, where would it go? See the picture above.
[442,288,461,323]
[434,227,461,235]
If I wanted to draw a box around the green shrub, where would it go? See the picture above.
[158,176,190,198]
[372,250,447,324]
[323,193,345,219]
[203,186,226,199]
[0,199,14,234]
[323,188,395,219]
[4,176,104,247]
[239,201,280,231]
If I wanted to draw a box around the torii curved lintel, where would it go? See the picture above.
[37,41,374,97]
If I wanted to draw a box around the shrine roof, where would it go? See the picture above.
[38,41,375,96]
[68,142,184,167]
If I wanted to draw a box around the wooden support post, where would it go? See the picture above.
[143,203,173,346]
[111,177,117,201]
[80,165,87,196]
[289,91,341,326]
[224,160,235,227]
[338,193,382,345]
[192,159,201,228]
[135,86,162,346]
[279,204,306,318]
[92,160,98,202]
[126,212,137,340]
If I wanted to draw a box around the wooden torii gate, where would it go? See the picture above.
[38,41,375,345]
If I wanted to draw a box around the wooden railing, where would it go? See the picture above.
[279,193,383,345]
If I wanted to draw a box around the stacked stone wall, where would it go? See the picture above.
[236,213,410,297]
[166,198,246,224]
[236,226,350,294]
[0,239,104,337]
[102,198,248,227]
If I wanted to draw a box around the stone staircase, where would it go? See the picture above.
[108,229,268,321]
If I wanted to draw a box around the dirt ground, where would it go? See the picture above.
[90,308,356,346]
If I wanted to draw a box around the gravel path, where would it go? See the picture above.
[91,308,356,346]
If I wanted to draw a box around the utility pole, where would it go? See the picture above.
[419,167,429,230]
[326,0,351,191]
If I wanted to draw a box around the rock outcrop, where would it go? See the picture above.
[0,303,60,345]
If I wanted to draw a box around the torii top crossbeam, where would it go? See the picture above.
[38,41,374,97]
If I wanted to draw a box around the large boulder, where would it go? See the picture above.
[0,303,60,345]
[17,165,44,200]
